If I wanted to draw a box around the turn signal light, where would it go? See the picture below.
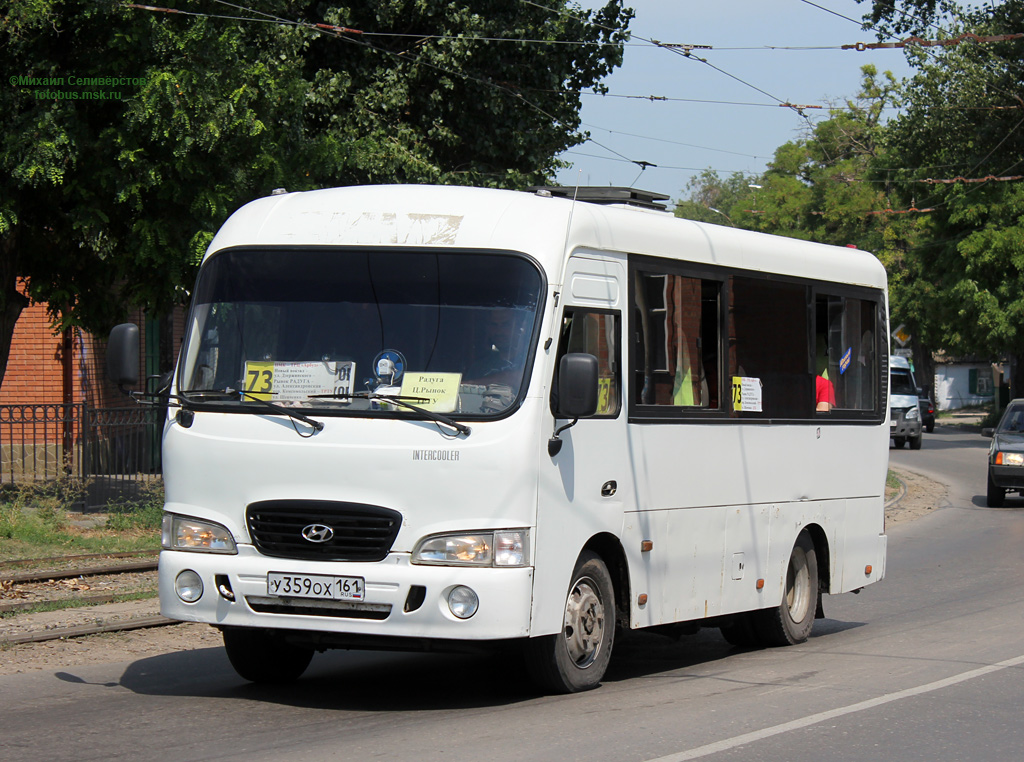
[865,565,873,575]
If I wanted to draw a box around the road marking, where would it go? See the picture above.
[645,654,1024,762]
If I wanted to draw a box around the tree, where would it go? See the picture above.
[880,1,1024,393]
[0,0,632,385]
[677,67,910,252]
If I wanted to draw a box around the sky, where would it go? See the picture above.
[553,0,923,203]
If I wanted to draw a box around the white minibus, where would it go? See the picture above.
[108,184,890,693]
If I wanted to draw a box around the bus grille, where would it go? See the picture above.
[246,500,402,562]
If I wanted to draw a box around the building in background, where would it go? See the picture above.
[0,280,184,508]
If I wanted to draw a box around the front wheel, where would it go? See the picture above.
[524,551,615,693]
[892,437,906,449]
[909,434,923,450]
[987,472,1006,507]
[755,530,819,646]
[222,627,314,683]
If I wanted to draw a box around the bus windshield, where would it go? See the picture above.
[179,248,544,417]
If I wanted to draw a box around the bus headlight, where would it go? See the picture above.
[413,530,529,567]
[905,406,920,421]
[162,513,237,553]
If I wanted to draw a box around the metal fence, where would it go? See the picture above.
[0,403,162,511]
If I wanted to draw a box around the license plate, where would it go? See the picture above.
[267,572,364,601]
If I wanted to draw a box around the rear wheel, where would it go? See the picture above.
[987,472,1006,507]
[755,531,818,646]
[524,551,615,693]
[222,628,314,683]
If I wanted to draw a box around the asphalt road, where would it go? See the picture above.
[2,423,1022,762]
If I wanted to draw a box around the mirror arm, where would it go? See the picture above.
[547,417,579,457]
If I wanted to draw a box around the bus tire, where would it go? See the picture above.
[755,530,818,647]
[222,627,314,683]
[524,551,615,693]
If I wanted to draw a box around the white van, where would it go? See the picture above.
[890,355,923,449]
[108,185,890,693]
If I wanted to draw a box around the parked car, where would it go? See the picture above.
[890,356,923,449]
[982,399,1024,507]
[918,390,935,433]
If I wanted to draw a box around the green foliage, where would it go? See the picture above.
[105,479,164,531]
[879,2,1024,379]
[0,0,632,383]
[0,477,159,560]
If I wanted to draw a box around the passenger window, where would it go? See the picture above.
[553,309,620,417]
[816,295,878,412]
[728,277,808,418]
[633,272,720,408]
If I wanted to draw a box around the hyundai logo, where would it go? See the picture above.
[301,523,335,543]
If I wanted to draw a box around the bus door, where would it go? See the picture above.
[532,254,631,634]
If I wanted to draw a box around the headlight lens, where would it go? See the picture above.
[162,513,237,554]
[174,569,204,602]
[413,529,529,567]
[905,406,920,421]
[997,452,1024,466]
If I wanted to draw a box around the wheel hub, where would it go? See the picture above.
[563,578,605,668]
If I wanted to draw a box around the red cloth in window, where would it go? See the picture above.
[816,375,836,407]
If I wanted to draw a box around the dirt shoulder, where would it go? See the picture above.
[0,466,947,676]
[885,466,947,526]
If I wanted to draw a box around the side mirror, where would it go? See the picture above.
[556,353,599,419]
[982,428,995,438]
[107,323,140,388]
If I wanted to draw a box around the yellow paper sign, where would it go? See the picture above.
[400,372,462,412]
[244,361,275,400]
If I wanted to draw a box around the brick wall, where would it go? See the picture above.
[0,282,186,410]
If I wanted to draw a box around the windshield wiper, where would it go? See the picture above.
[308,392,471,437]
[182,388,324,434]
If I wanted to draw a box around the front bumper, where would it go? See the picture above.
[989,464,1024,492]
[890,416,922,438]
[159,546,535,642]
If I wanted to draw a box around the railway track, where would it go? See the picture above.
[0,551,179,645]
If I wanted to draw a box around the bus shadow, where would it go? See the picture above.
[604,618,865,684]
[114,644,539,709]
[111,620,867,709]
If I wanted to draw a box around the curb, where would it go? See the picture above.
[885,472,907,509]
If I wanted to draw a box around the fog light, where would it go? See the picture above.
[175,569,204,603]
[447,586,479,619]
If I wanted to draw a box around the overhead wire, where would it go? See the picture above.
[127,1,1022,195]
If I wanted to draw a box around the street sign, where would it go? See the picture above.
[892,324,911,347]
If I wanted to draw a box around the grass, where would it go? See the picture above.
[0,478,162,563]
[886,469,902,491]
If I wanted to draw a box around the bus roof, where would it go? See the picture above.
[207,185,888,291]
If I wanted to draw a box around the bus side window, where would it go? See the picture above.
[553,309,621,417]
[633,271,719,408]
[816,294,879,412]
